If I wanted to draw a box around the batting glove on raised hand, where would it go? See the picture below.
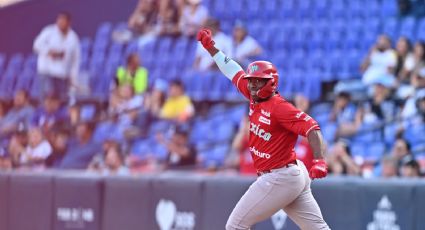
[197,28,215,50]
[309,159,328,179]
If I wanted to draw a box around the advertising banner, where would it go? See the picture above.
[54,173,102,230]
[9,173,54,230]
[102,176,152,230]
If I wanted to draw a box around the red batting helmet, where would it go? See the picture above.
[243,61,279,99]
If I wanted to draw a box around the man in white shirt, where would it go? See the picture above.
[33,12,81,103]
[230,22,263,68]
[193,18,232,71]
[402,67,425,119]
[361,35,397,86]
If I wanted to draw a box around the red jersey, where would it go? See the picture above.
[232,71,320,171]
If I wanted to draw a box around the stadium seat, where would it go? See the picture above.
[365,143,386,162]
[416,18,425,40]
[5,53,24,75]
[382,18,399,40]
[380,0,398,18]
[0,73,16,100]
[398,17,416,40]
[14,71,34,93]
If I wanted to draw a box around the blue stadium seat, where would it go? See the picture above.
[0,73,16,100]
[29,76,42,101]
[14,71,34,93]
[364,0,380,18]
[130,139,152,160]
[416,18,425,41]
[5,53,24,75]
[365,143,386,162]
[399,17,416,40]
[208,72,230,101]
[350,142,366,160]
[380,0,398,18]
[321,123,337,144]
[382,18,399,40]
[280,0,296,18]
[23,55,37,73]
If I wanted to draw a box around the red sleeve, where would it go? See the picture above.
[273,100,320,137]
[231,71,250,100]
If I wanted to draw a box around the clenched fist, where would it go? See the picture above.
[309,159,328,179]
[197,28,215,50]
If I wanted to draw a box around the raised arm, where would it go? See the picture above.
[197,29,243,81]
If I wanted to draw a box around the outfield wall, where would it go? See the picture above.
[0,171,424,230]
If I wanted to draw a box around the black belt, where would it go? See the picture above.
[257,160,297,176]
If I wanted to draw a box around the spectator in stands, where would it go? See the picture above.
[31,93,68,134]
[154,1,181,37]
[361,35,397,87]
[157,126,196,169]
[0,90,34,138]
[193,18,232,71]
[58,121,101,169]
[394,37,413,82]
[159,80,194,122]
[326,139,361,176]
[33,12,81,103]
[230,21,263,68]
[88,141,129,175]
[179,0,209,37]
[7,130,28,168]
[18,127,52,168]
[224,116,256,175]
[128,0,158,36]
[45,125,70,168]
[380,155,399,178]
[115,53,148,95]
[400,157,421,178]
[399,41,425,83]
[360,78,397,123]
[330,92,358,139]
[144,79,167,118]
[402,67,425,119]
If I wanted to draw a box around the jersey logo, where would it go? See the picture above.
[249,109,253,116]
[249,146,271,159]
[249,64,259,73]
[261,109,270,117]
[250,122,272,141]
[224,56,231,64]
[259,116,271,125]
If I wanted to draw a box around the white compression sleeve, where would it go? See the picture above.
[212,51,244,80]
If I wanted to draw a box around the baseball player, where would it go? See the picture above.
[197,29,330,230]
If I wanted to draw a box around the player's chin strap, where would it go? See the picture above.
[256,78,276,99]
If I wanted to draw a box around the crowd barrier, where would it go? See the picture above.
[0,171,424,230]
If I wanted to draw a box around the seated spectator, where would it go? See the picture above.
[7,130,28,168]
[109,84,144,123]
[224,116,256,175]
[380,155,398,178]
[58,121,101,169]
[402,67,425,119]
[399,41,425,83]
[0,90,34,138]
[329,92,358,139]
[179,0,208,37]
[31,93,68,134]
[361,35,397,87]
[400,157,421,178]
[154,1,181,37]
[115,53,148,95]
[45,125,70,168]
[230,21,263,68]
[88,141,129,175]
[326,139,361,176]
[360,78,397,123]
[144,79,167,118]
[394,37,413,82]
[157,126,197,169]
[159,80,194,122]
[193,18,232,71]
[19,127,52,169]
[128,0,158,36]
